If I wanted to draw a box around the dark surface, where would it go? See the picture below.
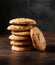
[0,32,55,65]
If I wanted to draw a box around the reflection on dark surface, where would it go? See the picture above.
[9,51,45,65]
[0,50,55,65]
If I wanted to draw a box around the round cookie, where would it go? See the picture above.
[30,27,46,51]
[9,35,31,40]
[11,45,34,51]
[7,25,33,31]
[11,31,30,36]
[9,18,36,24]
[10,40,32,45]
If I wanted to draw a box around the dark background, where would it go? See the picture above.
[0,0,55,34]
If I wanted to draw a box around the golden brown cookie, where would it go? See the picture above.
[9,35,31,40]
[11,45,34,51]
[9,18,36,24]
[11,31,30,36]
[7,25,33,31]
[30,27,46,51]
[10,40,32,45]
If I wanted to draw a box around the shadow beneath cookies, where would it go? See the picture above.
[46,44,55,53]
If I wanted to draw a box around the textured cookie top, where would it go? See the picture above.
[11,31,30,36]
[9,35,31,40]
[30,27,46,51]
[7,25,33,31]
[9,18,36,24]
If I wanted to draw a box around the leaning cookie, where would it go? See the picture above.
[9,35,31,40]
[30,27,46,51]
[11,31,30,36]
[7,25,33,31]
[11,45,34,51]
[9,18,36,24]
[10,40,32,45]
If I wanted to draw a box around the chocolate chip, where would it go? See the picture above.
[36,33,40,41]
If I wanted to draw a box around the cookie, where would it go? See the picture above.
[9,18,36,24]
[9,35,31,40]
[11,45,34,51]
[10,40,32,45]
[11,31,30,36]
[7,25,33,31]
[30,27,46,51]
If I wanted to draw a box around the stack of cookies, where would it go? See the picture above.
[7,18,36,51]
